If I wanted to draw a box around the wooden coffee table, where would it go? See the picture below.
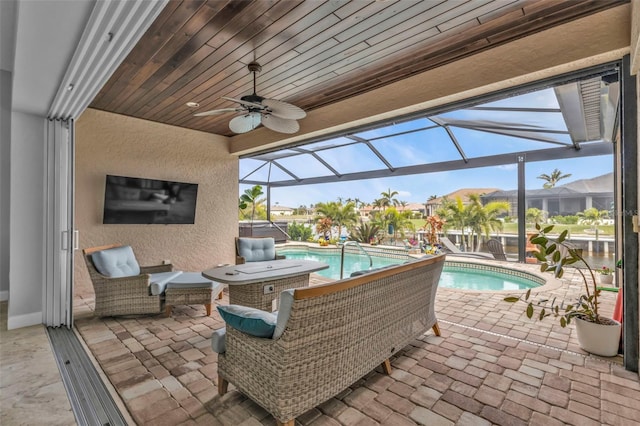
[202,260,329,311]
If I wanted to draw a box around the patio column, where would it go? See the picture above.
[517,155,526,263]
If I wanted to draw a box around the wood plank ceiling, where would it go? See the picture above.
[90,0,626,137]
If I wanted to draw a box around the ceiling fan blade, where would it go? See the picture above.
[193,108,241,117]
[229,113,262,134]
[222,96,264,109]
[262,98,306,119]
[261,115,299,134]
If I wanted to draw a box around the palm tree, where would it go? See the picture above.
[380,188,399,207]
[438,195,509,251]
[315,201,358,238]
[239,185,264,236]
[438,197,472,250]
[372,198,385,211]
[466,194,510,250]
[578,207,610,230]
[526,207,545,225]
[370,207,413,244]
[537,168,572,189]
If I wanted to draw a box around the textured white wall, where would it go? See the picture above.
[8,111,45,328]
[74,109,237,297]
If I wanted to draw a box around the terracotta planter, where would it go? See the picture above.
[574,317,621,357]
[598,274,614,285]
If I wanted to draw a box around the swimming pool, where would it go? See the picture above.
[277,247,544,290]
[278,249,406,279]
[440,262,544,291]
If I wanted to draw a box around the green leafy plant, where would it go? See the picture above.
[597,266,612,276]
[350,220,380,243]
[504,223,606,327]
[288,221,312,242]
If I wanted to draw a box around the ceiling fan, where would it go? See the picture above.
[193,62,306,134]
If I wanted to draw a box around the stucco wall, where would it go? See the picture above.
[74,109,237,297]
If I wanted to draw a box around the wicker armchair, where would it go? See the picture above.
[83,244,173,317]
[217,255,446,426]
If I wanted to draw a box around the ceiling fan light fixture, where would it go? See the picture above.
[186,101,200,108]
[195,62,305,134]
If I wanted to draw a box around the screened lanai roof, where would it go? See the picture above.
[240,73,619,187]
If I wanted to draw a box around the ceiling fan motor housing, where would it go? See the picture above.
[247,62,262,73]
[241,93,265,106]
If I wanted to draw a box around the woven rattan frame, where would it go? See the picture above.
[165,285,224,316]
[228,275,309,311]
[218,255,446,424]
[83,245,172,317]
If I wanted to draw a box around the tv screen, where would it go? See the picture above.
[103,175,198,224]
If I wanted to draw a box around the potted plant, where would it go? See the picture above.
[597,266,614,285]
[504,223,621,357]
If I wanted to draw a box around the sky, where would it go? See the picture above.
[239,86,616,208]
[254,155,613,208]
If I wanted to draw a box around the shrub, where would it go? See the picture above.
[350,221,380,243]
[288,221,312,241]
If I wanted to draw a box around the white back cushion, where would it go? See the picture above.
[273,289,295,340]
[92,246,141,278]
[237,237,276,262]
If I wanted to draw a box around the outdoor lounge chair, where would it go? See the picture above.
[439,237,493,259]
[83,244,175,316]
[487,238,508,261]
[235,237,286,264]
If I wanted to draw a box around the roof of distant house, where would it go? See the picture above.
[270,205,294,211]
[483,173,613,198]
[562,172,613,193]
[426,188,501,204]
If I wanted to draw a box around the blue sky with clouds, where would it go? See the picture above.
[240,87,615,208]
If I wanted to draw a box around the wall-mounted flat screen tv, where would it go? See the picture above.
[103,175,198,224]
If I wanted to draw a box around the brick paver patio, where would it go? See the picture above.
[74,259,639,425]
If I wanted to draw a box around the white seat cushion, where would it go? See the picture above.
[149,271,183,296]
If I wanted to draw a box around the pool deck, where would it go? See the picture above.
[7,257,637,426]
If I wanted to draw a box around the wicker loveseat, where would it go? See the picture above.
[215,254,446,426]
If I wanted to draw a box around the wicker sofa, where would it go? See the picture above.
[215,254,446,426]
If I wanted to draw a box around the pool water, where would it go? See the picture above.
[279,249,542,290]
[279,250,405,279]
[440,267,539,291]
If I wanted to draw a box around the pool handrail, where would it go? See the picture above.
[339,241,373,279]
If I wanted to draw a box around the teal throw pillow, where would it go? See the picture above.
[217,305,277,338]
